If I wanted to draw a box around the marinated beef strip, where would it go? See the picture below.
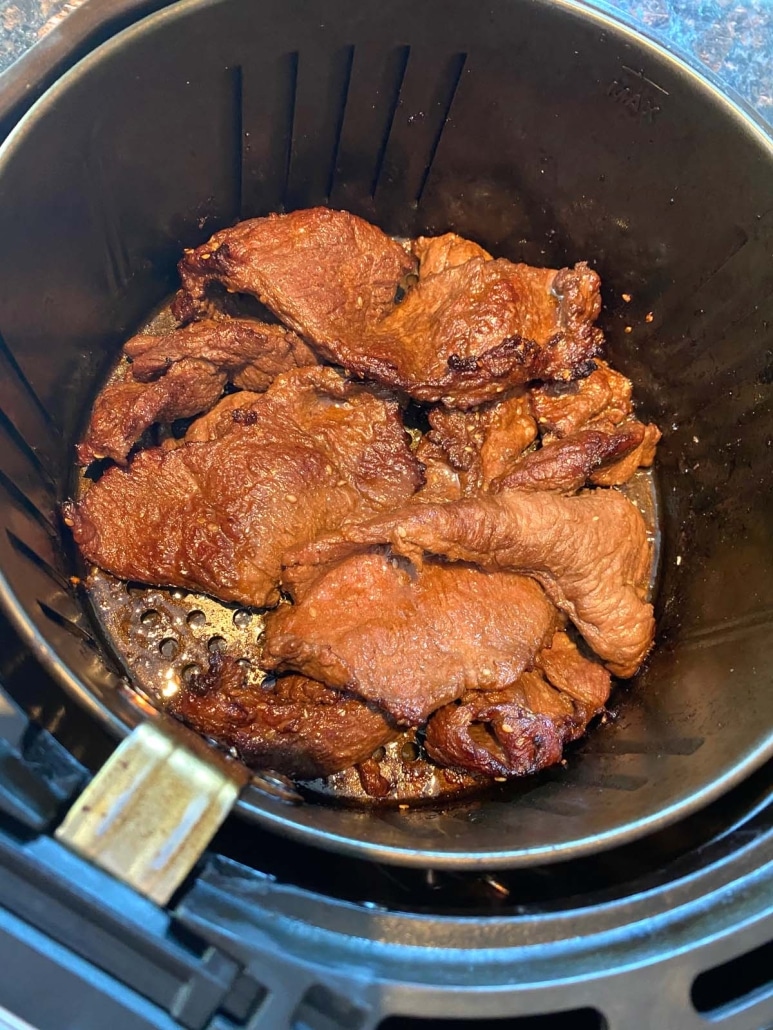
[78,318,317,465]
[173,207,415,336]
[492,422,647,493]
[77,359,227,467]
[173,208,604,407]
[168,655,397,779]
[530,359,633,437]
[425,393,537,493]
[262,553,558,725]
[425,632,611,777]
[287,488,654,678]
[67,367,422,608]
[411,232,492,276]
[528,359,661,487]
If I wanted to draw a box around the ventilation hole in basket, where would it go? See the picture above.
[140,609,160,626]
[371,746,386,762]
[182,663,201,684]
[171,589,188,601]
[400,740,420,762]
[126,582,147,597]
[233,608,252,628]
[692,938,773,1013]
[236,657,252,670]
[208,635,227,653]
[187,609,206,628]
[159,637,179,659]
[378,1010,606,1029]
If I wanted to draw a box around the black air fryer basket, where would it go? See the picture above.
[0,0,772,870]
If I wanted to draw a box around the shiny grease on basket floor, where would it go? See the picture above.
[68,206,660,806]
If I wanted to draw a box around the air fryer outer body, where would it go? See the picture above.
[0,0,771,867]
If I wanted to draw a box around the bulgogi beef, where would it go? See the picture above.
[288,487,654,678]
[173,207,604,407]
[78,318,316,465]
[424,632,611,777]
[168,655,398,779]
[68,366,422,608]
[70,206,661,797]
[262,553,558,725]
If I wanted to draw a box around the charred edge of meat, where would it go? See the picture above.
[424,696,585,778]
[232,408,259,425]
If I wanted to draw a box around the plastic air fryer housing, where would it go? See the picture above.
[0,0,771,868]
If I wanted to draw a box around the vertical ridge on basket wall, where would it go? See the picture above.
[238,52,298,217]
[284,45,355,211]
[328,43,410,218]
[373,48,468,234]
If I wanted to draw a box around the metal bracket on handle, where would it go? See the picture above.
[55,722,242,906]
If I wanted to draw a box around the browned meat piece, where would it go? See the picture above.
[173,207,415,337]
[125,318,317,391]
[78,319,317,465]
[425,631,610,777]
[530,360,633,437]
[412,233,492,276]
[173,207,604,408]
[427,393,537,492]
[413,437,464,502]
[537,630,611,709]
[262,554,558,725]
[183,391,263,443]
[288,488,654,677]
[77,359,226,466]
[590,422,662,486]
[493,422,647,493]
[342,257,604,407]
[66,367,422,608]
[425,633,611,778]
[168,655,397,779]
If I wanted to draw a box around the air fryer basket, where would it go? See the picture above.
[0,0,771,868]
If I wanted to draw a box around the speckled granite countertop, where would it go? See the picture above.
[1,0,771,120]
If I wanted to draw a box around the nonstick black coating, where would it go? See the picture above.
[0,0,771,868]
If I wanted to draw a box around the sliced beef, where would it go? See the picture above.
[530,359,633,437]
[66,367,422,608]
[412,232,492,276]
[78,318,316,465]
[424,633,611,777]
[493,422,647,493]
[287,488,654,678]
[125,317,317,391]
[426,393,537,492]
[77,359,227,466]
[590,422,661,486]
[168,655,397,779]
[262,554,558,725]
[183,390,264,443]
[173,208,604,408]
[413,437,464,502]
[173,207,415,337]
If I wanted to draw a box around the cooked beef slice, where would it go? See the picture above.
[169,655,397,778]
[173,207,604,407]
[590,422,661,486]
[262,553,558,725]
[424,632,610,778]
[78,318,316,465]
[493,422,647,493]
[426,393,537,492]
[285,488,654,677]
[67,367,422,607]
[411,232,492,276]
[530,359,633,437]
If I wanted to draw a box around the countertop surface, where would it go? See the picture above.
[1,0,772,123]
